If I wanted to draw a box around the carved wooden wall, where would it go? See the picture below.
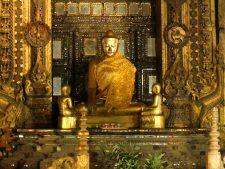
[0,0,224,129]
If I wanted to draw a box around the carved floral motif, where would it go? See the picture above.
[188,0,216,99]
[0,0,13,86]
[0,99,31,159]
[25,21,51,48]
[25,65,52,96]
[47,157,75,169]
[0,129,13,159]
[164,55,191,127]
[164,23,189,48]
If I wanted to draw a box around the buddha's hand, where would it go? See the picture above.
[96,93,107,100]
[106,106,113,114]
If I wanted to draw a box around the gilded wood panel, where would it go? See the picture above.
[160,0,221,128]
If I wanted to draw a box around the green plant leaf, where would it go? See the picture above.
[101,143,173,169]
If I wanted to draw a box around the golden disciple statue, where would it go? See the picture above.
[142,83,162,116]
[141,83,165,128]
[88,30,136,112]
[58,85,77,128]
[58,85,75,116]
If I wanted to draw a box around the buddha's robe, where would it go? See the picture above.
[88,52,136,110]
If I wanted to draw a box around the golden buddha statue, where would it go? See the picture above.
[86,30,145,128]
[58,85,77,129]
[141,83,165,128]
[88,30,137,113]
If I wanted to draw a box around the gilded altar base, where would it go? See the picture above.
[0,128,209,169]
[86,115,139,129]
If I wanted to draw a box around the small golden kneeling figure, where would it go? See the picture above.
[58,85,77,129]
[141,83,165,128]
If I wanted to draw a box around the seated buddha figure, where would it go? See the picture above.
[88,30,138,114]
[58,85,75,116]
[142,83,162,116]
[141,83,165,128]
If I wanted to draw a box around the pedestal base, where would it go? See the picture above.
[58,116,77,129]
[141,115,165,128]
[87,115,139,129]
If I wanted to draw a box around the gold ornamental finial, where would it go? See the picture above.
[76,103,89,169]
[77,102,88,116]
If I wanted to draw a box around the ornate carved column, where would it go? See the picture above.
[161,0,193,127]
[219,0,225,130]
[23,0,52,127]
[0,0,26,101]
[0,0,33,129]
[0,0,33,157]
[160,0,217,128]
[0,0,52,128]
[218,0,225,166]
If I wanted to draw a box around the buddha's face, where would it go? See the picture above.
[152,84,161,94]
[61,86,71,96]
[102,38,119,57]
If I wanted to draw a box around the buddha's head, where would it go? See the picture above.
[61,85,71,96]
[102,30,119,57]
[152,83,161,94]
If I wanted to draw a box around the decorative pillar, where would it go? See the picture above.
[219,0,225,129]
[207,107,223,169]
[218,0,225,167]
[160,0,217,128]
[76,104,90,169]
[23,0,52,128]
[160,0,192,127]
